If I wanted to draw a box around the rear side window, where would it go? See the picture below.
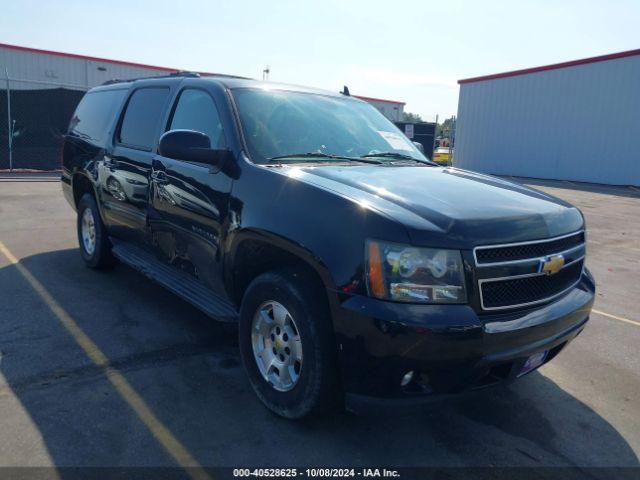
[68,89,126,145]
[118,87,170,150]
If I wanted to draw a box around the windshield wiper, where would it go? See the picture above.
[360,152,436,165]
[267,152,382,164]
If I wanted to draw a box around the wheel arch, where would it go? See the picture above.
[71,172,97,205]
[71,171,108,223]
[225,229,338,311]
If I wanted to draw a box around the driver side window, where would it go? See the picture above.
[169,89,226,149]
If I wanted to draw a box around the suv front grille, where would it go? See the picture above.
[475,231,585,311]
[475,232,584,265]
[480,259,584,310]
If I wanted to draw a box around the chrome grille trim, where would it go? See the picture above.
[475,230,586,311]
[473,230,585,266]
[479,255,584,285]
[475,243,585,267]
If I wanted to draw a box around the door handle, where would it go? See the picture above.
[151,170,169,185]
[103,156,118,168]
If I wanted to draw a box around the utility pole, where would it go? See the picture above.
[431,114,439,160]
[5,68,12,172]
[450,115,456,165]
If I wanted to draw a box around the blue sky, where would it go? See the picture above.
[1,0,638,120]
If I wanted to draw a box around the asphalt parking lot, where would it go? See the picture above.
[0,174,638,474]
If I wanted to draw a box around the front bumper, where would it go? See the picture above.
[332,271,595,399]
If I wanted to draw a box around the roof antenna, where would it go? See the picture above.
[341,85,350,96]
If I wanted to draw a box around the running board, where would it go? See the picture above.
[111,240,238,322]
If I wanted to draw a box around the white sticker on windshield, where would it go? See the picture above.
[377,131,413,151]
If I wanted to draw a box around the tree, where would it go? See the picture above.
[436,116,456,138]
[402,111,423,122]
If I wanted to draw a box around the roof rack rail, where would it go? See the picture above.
[170,71,201,78]
[101,70,201,86]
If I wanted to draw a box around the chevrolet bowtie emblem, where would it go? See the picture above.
[539,254,565,275]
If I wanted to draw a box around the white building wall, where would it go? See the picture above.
[0,46,169,90]
[455,54,640,186]
[359,98,405,122]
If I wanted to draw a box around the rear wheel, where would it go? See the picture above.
[239,268,340,419]
[77,193,115,268]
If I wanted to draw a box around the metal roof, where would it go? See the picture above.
[0,42,239,77]
[458,48,640,84]
[352,94,406,105]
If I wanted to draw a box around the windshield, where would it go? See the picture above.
[232,88,427,164]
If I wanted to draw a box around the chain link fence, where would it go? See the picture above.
[1,73,88,171]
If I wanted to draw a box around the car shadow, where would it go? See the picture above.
[0,248,637,472]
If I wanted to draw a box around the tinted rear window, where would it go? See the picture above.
[119,87,170,150]
[68,89,127,145]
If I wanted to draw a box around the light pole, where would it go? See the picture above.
[5,68,12,172]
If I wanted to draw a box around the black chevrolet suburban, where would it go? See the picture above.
[61,73,595,418]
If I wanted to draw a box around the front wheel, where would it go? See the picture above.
[77,193,115,268]
[239,268,340,419]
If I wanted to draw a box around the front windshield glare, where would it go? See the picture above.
[232,88,427,164]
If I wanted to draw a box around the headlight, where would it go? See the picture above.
[365,239,467,303]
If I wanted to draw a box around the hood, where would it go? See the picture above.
[276,165,584,248]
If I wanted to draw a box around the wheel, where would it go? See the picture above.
[76,193,115,268]
[239,268,340,419]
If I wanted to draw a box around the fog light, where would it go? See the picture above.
[400,370,414,387]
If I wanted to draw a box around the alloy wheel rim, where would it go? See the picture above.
[81,208,96,256]
[251,300,303,392]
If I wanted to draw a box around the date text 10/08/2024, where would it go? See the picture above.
[232,468,401,478]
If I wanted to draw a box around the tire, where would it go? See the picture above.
[239,268,340,419]
[76,193,115,269]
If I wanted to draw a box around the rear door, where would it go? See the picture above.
[100,84,172,244]
[63,87,127,204]
[149,86,233,296]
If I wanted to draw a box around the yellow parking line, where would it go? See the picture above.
[0,241,212,480]
[592,309,640,328]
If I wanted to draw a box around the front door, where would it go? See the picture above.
[149,87,233,296]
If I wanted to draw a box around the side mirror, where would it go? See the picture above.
[412,141,425,154]
[158,129,227,168]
